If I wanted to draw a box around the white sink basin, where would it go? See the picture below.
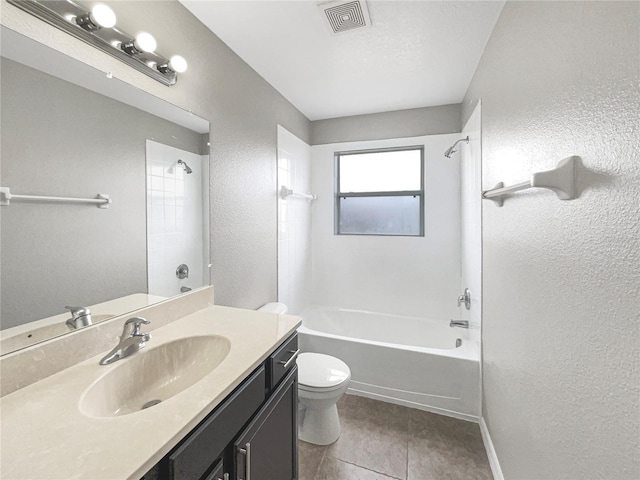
[80,335,230,417]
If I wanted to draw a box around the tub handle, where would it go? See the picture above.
[279,349,300,369]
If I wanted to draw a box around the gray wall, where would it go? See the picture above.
[463,2,639,478]
[310,104,461,145]
[1,0,311,310]
[0,58,203,328]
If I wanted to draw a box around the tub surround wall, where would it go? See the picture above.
[311,134,461,320]
[459,103,482,336]
[277,126,313,315]
[463,2,640,478]
[310,104,462,146]
[0,287,215,396]
[0,1,311,310]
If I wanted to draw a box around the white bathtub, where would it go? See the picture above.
[297,306,480,420]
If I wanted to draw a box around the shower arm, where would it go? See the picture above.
[444,136,470,158]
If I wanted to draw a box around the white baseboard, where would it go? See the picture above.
[480,417,504,480]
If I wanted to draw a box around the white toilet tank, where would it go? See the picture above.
[257,302,288,314]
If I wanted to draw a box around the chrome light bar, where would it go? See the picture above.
[7,0,181,86]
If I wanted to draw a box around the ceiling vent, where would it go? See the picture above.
[318,0,371,35]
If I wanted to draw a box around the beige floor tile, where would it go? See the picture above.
[324,395,409,480]
[407,409,492,480]
[299,440,327,480]
[408,436,493,480]
[315,456,400,480]
[299,396,492,480]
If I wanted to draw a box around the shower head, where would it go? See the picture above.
[444,136,470,158]
[177,159,193,174]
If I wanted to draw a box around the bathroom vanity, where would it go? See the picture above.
[0,295,301,480]
[143,333,299,480]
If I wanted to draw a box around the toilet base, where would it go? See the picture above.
[298,403,341,445]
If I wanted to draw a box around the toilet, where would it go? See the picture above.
[257,302,351,446]
[297,352,351,445]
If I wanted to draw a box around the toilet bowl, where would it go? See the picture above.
[297,352,351,445]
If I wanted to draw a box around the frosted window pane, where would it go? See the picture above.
[339,196,421,235]
[340,149,421,193]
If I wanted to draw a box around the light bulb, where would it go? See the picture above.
[135,32,156,53]
[75,4,116,31]
[90,4,116,29]
[169,55,188,73]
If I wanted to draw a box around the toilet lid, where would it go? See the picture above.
[297,352,350,389]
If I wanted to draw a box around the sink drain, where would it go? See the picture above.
[142,399,162,410]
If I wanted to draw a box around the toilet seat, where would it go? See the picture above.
[297,352,350,392]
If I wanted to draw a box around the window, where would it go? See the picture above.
[335,146,424,236]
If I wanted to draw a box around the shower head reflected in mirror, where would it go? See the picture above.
[444,136,469,158]
[177,159,193,174]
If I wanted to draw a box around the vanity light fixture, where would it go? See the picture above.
[7,0,187,86]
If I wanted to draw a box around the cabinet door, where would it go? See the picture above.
[203,459,227,480]
[235,367,298,480]
[167,366,266,480]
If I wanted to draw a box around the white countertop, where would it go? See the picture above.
[0,305,301,480]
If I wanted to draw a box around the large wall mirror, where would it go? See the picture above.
[0,27,211,355]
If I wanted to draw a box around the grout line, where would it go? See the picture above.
[338,459,403,480]
[311,447,327,480]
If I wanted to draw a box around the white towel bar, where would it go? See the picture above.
[279,186,316,201]
[482,156,577,207]
[0,187,111,208]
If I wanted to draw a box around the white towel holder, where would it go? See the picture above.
[0,187,111,208]
[279,185,316,201]
[482,156,578,207]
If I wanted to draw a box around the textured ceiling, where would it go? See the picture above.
[180,1,505,120]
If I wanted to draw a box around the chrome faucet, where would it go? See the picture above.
[65,306,93,330]
[450,319,469,329]
[99,317,151,365]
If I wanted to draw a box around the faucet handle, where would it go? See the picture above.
[124,317,150,326]
[124,317,150,336]
[457,288,471,310]
[65,306,90,317]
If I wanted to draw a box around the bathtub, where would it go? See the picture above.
[297,306,480,421]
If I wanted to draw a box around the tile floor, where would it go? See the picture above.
[299,394,492,480]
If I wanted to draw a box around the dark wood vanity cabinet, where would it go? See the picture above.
[235,368,298,480]
[143,333,298,480]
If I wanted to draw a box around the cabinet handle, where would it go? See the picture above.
[278,349,300,369]
[239,442,251,480]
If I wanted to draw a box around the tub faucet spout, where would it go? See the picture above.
[449,320,469,329]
